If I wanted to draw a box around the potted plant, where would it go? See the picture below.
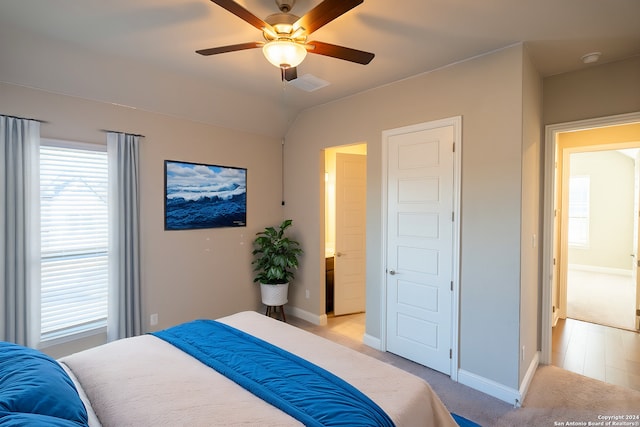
[252,219,303,307]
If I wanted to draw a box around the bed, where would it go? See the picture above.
[1,311,459,426]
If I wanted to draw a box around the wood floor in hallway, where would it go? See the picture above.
[552,317,640,392]
[325,312,365,341]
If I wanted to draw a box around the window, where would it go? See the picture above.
[39,140,109,342]
[568,175,590,247]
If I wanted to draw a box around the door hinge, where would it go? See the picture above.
[553,258,556,266]
[552,305,556,313]
[452,142,455,152]
[452,212,454,222]
[450,281,453,291]
[449,349,452,359]
[636,309,640,317]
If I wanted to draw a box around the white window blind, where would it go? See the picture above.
[568,175,590,247]
[40,142,109,342]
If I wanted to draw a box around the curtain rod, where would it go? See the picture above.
[1,113,48,123]
[100,129,145,138]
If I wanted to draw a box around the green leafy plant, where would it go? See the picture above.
[252,219,303,285]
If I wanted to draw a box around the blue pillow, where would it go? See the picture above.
[0,341,88,426]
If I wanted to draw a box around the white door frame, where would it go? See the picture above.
[541,111,640,364]
[380,116,462,381]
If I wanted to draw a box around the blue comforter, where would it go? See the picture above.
[152,319,395,427]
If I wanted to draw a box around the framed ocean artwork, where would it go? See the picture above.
[164,160,247,230]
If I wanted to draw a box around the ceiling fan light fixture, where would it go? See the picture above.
[263,40,307,68]
[272,22,294,34]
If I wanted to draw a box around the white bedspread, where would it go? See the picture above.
[60,311,456,426]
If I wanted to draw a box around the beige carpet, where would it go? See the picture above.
[567,269,637,331]
[290,316,640,426]
[495,365,640,426]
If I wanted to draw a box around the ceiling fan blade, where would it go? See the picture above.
[209,0,273,32]
[294,0,363,35]
[196,41,263,56]
[282,67,298,82]
[306,41,374,65]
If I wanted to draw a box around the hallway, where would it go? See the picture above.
[552,317,640,392]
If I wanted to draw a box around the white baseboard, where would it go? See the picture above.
[458,352,539,407]
[568,263,632,277]
[285,306,327,326]
[363,333,382,350]
[518,351,540,405]
[458,369,522,407]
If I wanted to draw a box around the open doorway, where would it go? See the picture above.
[323,144,367,340]
[542,113,640,390]
[565,149,637,331]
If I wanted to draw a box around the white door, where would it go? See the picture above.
[385,123,455,375]
[334,153,366,315]
[634,150,640,330]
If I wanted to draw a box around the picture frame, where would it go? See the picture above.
[164,160,247,230]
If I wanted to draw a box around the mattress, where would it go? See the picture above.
[59,311,457,426]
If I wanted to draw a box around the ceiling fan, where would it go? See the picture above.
[196,0,375,81]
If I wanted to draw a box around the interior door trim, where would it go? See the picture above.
[541,111,640,365]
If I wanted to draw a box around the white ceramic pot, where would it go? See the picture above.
[260,283,289,306]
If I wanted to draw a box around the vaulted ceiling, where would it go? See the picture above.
[1,0,639,137]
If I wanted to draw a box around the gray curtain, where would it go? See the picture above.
[107,132,142,341]
[1,115,40,345]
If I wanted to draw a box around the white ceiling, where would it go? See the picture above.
[1,0,639,137]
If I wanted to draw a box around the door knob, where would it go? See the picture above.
[336,252,343,257]
[389,270,396,275]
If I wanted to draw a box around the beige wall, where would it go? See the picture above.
[519,47,543,385]
[284,44,532,391]
[568,151,635,270]
[0,82,283,357]
[543,56,640,125]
